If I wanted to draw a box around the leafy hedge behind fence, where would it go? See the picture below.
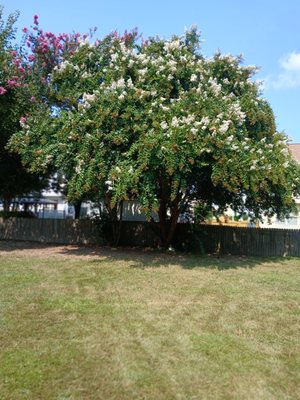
[0,218,300,257]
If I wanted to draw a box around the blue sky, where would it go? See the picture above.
[2,0,300,142]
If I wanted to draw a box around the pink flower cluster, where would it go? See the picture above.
[19,116,27,125]
[7,79,20,87]
[122,28,139,44]
[108,28,140,45]
[1,15,91,96]
[24,16,83,69]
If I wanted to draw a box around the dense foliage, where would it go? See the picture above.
[7,22,300,246]
[0,7,47,210]
[0,8,88,211]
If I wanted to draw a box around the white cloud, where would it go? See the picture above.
[269,52,300,89]
[280,52,300,71]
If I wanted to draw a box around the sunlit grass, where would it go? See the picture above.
[0,242,299,399]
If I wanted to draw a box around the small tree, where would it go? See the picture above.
[0,7,50,211]
[0,11,89,213]
[10,27,300,246]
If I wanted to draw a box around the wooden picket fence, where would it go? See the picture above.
[0,218,101,245]
[0,218,300,257]
[175,224,300,257]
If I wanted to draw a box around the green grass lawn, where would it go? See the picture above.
[0,242,299,400]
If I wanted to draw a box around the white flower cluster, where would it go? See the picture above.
[219,120,231,134]
[81,71,92,79]
[164,39,182,52]
[160,113,211,135]
[118,91,127,101]
[228,102,246,125]
[119,41,134,57]
[167,59,177,73]
[208,77,222,96]
[83,93,96,103]
[78,91,98,111]
[171,116,179,128]
[110,53,118,63]
[181,114,196,124]
[109,78,126,90]
[105,180,113,191]
[78,37,90,47]
[135,53,151,65]
[200,116,210,126]
[244,64,259,74]
[75,159,84,174]
[105,77,135,93]
[160,121,168,130]
[250,160,258,171]
[53,60,79,74]
[139,68,148,76]
[217,54,237,63]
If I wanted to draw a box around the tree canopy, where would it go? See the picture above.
[0,7,47,210]
[8,25,300,246]
[0,9,88,211]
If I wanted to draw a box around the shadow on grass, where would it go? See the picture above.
[88,252,293,271]
[0,239,294,271]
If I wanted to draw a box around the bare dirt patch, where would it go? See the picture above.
[0,239,160,260]
[0,240,108,258]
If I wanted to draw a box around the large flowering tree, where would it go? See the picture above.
[10,27,300,246]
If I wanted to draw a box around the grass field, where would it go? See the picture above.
[0,241,299,400]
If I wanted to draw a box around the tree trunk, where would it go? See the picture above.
[104,195,123,246]
[114,200,123,246]
[158,199,168,247]
[3,197,11,213]
[166,206,180,247]
[109,201,123,246]
[157,198,180,249]
[73,200,82,219]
